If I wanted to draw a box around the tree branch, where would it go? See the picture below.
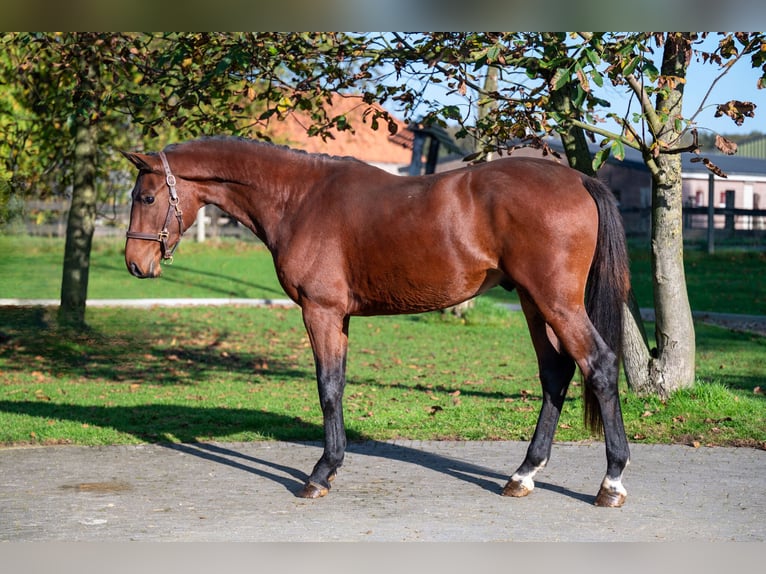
[686,34,760,127]
[568,118,643,151]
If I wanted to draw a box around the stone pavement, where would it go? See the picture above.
[1,439,763,542]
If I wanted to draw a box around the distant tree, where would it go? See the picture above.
[1,33,136,328]
[0,33,265,328]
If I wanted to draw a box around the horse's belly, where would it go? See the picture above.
[349,268,503,316]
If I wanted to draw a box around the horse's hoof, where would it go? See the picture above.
[297,481,329,499]
[502,479,531,498]
[594,486,626,507]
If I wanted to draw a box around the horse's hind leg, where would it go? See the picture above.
[585,331,631,507]
[535,307,630,507]
[297,304,350,499]
[503,296,576,497]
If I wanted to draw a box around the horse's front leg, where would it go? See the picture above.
[297,305,350,499]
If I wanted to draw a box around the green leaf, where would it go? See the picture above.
[550,67,570,91]
[623,56,640,77]
[643,61,660,81]
[611,139,625,161]
[592,146,611,171]
[585,47,601,66]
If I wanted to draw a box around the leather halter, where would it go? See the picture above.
[125,151,184,262]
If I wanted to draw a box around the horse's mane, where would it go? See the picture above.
[164,135,366,165]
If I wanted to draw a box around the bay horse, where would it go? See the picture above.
[123,136,631,507]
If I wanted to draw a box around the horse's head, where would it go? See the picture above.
[122,150,196,278]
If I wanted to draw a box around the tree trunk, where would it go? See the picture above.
[622,33,697,396]
[58,119,98,329]
[552,33,696,397]
[58,38,102,330]
[550,75,655,394]
[550,90,594,176]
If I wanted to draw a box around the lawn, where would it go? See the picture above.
[0,235,764,449]
[0,235,285,300]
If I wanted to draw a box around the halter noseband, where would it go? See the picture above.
[126,151,184,262]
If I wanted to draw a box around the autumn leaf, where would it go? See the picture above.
[714,100,756,126]
[714,134,738,155]
[702,157,727,178]
[575,67,590,93]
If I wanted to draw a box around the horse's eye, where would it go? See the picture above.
[142,195,155,205]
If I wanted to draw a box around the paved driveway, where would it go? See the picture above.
[1,440,763,542]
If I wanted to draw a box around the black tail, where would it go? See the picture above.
[580,176,631,434]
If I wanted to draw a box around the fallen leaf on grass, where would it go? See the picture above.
[428,405,443,416]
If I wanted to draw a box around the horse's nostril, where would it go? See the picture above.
[129,262,143,277]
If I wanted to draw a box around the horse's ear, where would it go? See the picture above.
[120,150,156,172]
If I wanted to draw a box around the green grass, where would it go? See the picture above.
[0,235,763,449]
[627,242,766,315]
[0,301,763,449]
[0,235,285,300]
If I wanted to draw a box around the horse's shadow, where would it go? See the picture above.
[0,399,593,504]
[162,439,595,505]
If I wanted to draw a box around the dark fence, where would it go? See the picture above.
[621,205,766,250]
[16,202,256,241]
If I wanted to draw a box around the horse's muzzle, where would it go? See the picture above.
[128,260,159,279]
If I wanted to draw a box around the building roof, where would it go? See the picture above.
[260,94,413,165]
[548,137,766,179]
[680,152,766,178]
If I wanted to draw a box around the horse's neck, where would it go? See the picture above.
[196,147,326,248]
